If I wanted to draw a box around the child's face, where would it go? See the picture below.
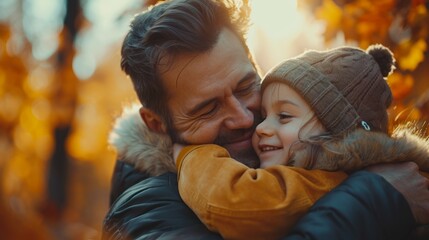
[252,83,325,168]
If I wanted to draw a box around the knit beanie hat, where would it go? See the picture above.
[262,44,395,135]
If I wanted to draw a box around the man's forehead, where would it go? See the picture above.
[158,52,198,86]
[160,29,250,84]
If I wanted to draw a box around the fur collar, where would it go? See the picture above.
[108,105,176,176]
[293,127,429,172]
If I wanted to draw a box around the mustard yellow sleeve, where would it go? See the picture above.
[176,144,348,240]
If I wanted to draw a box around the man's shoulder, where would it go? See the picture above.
[126,171,179,196]
[103,172,219,240]
[111,171,180,209]
[103,172,180,237]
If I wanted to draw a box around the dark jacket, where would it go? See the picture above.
[102,108,415,240]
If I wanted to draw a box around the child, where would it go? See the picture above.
[174,44,429,240]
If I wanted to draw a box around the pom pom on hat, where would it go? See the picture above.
[366,44,395,77]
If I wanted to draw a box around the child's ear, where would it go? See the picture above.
[139,107,167,133]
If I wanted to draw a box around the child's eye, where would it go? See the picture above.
[278,112,293,122]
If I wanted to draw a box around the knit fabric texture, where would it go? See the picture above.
[262,46,394,135]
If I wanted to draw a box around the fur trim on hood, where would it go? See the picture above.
[293,127,429,172]
[109,105,176,176]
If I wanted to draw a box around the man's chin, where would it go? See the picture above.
[225,139,259,168]
[225,137,253,151]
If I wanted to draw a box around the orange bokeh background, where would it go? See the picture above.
[0,0,428,239]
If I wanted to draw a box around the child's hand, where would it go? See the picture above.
[173,143,185,165]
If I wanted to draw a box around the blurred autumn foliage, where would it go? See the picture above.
[0,0,143,239]
[0,0,428,239]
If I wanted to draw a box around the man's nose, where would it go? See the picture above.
[224,97,254,129]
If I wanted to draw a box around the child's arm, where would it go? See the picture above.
[176,144,347,240]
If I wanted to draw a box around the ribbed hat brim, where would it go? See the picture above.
[262,59,361,135]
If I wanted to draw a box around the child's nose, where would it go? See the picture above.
[255,117,275,137]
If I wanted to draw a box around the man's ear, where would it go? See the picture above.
[139,107,167,133]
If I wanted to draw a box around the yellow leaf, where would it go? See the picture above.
[316,0,343,42]
[387,72,414,100]
[396,39,427,70]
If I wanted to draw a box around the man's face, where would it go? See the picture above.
[161,28,261,167]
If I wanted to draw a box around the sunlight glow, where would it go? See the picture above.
[22,0,65,60]
[0,0,15,21]
[247,0,328,74]
[74,0,140,80]
[73,53,96,80]
[250,0,304,38]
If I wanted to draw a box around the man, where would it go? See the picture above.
[102,0,429,239]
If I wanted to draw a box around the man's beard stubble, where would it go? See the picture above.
[213,128,260,168]
[168,112,262,168]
